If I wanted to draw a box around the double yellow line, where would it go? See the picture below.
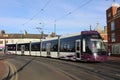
[5,61,18,80]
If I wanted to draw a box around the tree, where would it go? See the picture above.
[0,30,5,35]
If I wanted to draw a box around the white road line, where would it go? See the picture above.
[5,61,18,80]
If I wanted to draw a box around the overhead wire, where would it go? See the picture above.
[22,0,51,25]
[53,0,92,35]
[55,0,93,22]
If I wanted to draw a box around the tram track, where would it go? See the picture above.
[5,56,80,80]
[4,61,18,80]
[35,57,102,80]
[103,61,120,70]
[34,60,80,80]
[36,57,120,80]
[62,63,120,80]
[3,55,120,80]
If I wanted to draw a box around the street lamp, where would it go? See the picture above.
[3,34,8,54]
[40,22,44,39]
[36,22,44,39]
[54,20,56,36]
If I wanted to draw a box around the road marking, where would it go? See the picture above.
[5,61,18,80]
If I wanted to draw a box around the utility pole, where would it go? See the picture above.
[36,27,43,33]
[35,27,43,39]
[3,34,8,54]
[35,22,44,56]
[35,22,45,39]
[90,25,92,31]
[54,20,56,36]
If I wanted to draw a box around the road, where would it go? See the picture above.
[1,55,120,80]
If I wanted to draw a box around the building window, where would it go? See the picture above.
[112,44,120,54]
[111,21,115,31]
[108,12,111,17]
[0,41,3,44]
[111,33,115,42]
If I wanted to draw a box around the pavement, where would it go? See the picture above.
[0,60,9,80]
[0,52,9,80]
[107,56,120,62]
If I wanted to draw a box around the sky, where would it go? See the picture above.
[0,0,120,35]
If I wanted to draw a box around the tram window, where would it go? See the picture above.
[13,46,15,50]
[76,42,80,51]
[41,40,58,52]
[60,35,80,52]
[60,41,75,52]
[7,45,15,51]
[9,45,16,51]
[25,46,28,51]
[31,43,40,51]
[32,45,38,51]
[50,40,58,51]
[17,45,21,51]
[42,42,46,51]
[25,44,29,51]
[46,43,51,51]
[17,45,20,51]
[53,44,58,51]
[84,39,92,54]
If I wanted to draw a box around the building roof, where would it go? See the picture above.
[0,32,60,39]
[0,34,47,39]
[111,3,120,7]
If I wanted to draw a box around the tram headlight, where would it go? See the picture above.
[93,53,97,58]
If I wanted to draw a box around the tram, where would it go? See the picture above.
[6,30,108,62]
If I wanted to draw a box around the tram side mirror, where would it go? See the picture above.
[83,39,86,52]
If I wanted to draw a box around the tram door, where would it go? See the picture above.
[21,45,25,55]
[4,46,8,54]
[75,40,81,60]
[46,43,51,57]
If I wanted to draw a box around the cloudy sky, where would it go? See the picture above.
[0,0,120,35]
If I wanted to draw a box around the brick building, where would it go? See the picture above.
[106,3,120,55]
[94,23,108,46]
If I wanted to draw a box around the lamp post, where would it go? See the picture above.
[54,20,56,36]
[35,22,44,56]
[36,22,44,39]
[3,34,8,54]
[40,22,44,39]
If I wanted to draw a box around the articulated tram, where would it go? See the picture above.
[5,31,108,62]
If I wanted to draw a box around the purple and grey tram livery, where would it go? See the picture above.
[5,30,108,62]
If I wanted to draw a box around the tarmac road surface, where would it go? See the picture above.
[1,55,120,80]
